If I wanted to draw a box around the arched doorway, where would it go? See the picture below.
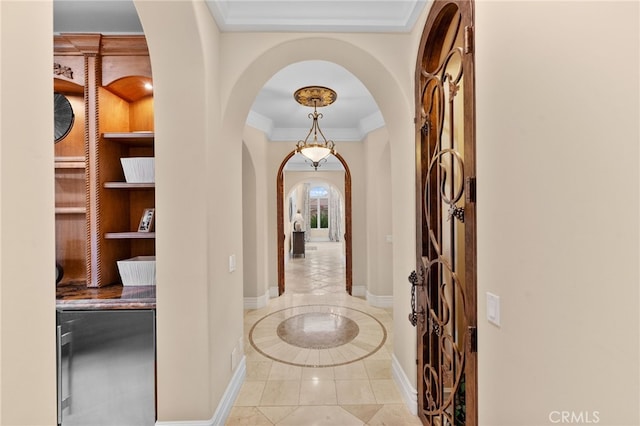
[277,150,352,295]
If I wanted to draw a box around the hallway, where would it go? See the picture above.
[227,242,420,425]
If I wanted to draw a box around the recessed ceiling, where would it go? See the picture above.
[249,60,383,142]
[205,0,427,33]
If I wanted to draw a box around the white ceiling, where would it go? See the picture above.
[205,0,426,33]
[248,60,383,141]
[54,0,428,170]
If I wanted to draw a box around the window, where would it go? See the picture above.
[309,186,329,229]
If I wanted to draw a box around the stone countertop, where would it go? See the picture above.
[56,283,156,310]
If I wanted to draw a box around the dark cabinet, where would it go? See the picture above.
[292,231,305,257]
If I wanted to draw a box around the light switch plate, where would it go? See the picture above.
[486,292,501,327]
[229,254,236,272]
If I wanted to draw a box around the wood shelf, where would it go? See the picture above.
[103,132,154,146]
[104,182,155,189]
[104,232,156,239]
[55,207,86,214]
[55,156,85,169]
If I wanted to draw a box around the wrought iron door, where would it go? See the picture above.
[411,1,477,425]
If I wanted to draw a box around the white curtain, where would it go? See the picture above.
[328,186,342,242]
[302,183,311,241]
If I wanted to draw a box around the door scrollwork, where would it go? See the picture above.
[415,2,477,424]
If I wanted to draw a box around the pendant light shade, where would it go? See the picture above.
[300,145,333,163]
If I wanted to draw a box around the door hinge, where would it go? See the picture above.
[468,326,478,353]
[465,176,476,203]
[464,26,474,54]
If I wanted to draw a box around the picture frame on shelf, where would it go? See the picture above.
[138,208,155,232]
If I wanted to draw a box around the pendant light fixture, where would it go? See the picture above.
[294,86,337,168]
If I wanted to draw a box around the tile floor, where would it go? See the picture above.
[226,242,421,426]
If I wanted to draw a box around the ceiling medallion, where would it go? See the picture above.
[293,86,337,107]
[294,86,337,170]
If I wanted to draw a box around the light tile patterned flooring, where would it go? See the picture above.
[226,242,421,426]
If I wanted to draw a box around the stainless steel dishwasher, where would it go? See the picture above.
[57,309,155,426]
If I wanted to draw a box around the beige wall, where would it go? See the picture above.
[242,142,258,297]
[137,1,245,421]
[137,1,212,419]
[475,1,639,424]
[364,127,393,297]
[0,2,57,424]
[242,126,270,299]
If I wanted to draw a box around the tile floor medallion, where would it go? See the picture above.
[250,305,386,367]
[277,312,359,349]
[227,242,422,426]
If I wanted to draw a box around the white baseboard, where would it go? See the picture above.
[243,289,269,309]
[366,290,393,308]
[155,356,246,426]
[351,285,366,297]
[269,286,279,298]
[392,353,418,416]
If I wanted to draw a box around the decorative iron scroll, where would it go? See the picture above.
[418,20,468,426]
[421,258,466,421]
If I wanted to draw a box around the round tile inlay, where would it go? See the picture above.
[249,304,387,367]
[276,312,359,349]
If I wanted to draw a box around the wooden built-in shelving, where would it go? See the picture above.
[55,34,155,288]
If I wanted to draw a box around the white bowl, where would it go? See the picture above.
[120,157,155,183]
[117,256,156,286]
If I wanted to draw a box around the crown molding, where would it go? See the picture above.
[206,0,428,33]
[247,110,385,142]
